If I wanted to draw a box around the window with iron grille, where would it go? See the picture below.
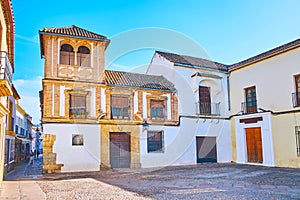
[150,100,165,121]
[293,74,300,107]
[296,126,300,156]
[60,44,75,65]
[111,95,130,120]
[77,46,91,67]
[69,94,87,119]
[147,131,164,153]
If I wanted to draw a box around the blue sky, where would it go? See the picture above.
[11,0,300,124]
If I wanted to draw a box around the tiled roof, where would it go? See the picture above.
[39,25,109,41]
[156,51,228,72]
[105,70,176,92]
[230,38,300,70]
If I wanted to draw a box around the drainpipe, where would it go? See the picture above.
[227,74,231,111]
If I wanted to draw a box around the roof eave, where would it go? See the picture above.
[106,84,175,93]
[174,62,229,74]
[39,31,110,42]
[229,40,300,72]
[39,31,44,58]
[38,31,111,57]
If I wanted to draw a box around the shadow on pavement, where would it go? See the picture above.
[4,155,43,181]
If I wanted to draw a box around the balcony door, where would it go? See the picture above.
[199,86,211,114]
[295,75,300,106]
[245,86,257,113]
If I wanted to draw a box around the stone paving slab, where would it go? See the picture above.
[1,161,300,199]
[0,181,46,200]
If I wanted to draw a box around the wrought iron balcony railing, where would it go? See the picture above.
[195,102,221,116]
[241,100,257,114]
[292,92,300,107]
[0,51,12,87]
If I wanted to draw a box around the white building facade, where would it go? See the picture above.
[229,39,300,168]
[145,51,232,167]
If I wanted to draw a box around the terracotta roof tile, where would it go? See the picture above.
[39,25,109,41]
[105,70,176,92]
[156,51,228,72]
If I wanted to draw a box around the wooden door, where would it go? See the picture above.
[295,75,300,106]
[199,86,211,114]
[196,136,217,163]
[246,128,263,163]
[110,132,130,168]
[245,86,257,113]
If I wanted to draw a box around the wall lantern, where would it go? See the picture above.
[142,120,149,132]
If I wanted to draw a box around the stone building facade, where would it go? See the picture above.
[39,25,178,173]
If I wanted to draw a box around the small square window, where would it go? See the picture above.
[72,134,84,146]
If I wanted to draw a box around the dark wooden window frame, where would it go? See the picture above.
[199,86,211,115]
[244,86,257,113]
[69,92,87,119]
[77,46,91,67]
[111,95,131,120]
[150,100,166,121]
[60,44,75,65]
[294,74,300,107]
[147,131,164,153]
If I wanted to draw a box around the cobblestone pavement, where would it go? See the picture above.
[2,161,300,199]
[4,155,43,180]
[39,163,300,200]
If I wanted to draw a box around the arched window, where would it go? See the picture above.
[60,44,75,65]
[77,46,91,67]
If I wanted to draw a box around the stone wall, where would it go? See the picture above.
[42,134,64,173]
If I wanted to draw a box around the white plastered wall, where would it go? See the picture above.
[141,52,232,167]
[43,123,100,172]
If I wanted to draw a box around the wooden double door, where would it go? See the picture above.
[245,128,263,163]
[110,132,131,168]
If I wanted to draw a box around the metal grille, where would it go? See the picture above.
[195,102,220,116]
[296,126,300,157]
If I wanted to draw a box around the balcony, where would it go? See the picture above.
[292,92,300,107]
[241,101,257,114]
[0,51,13,96]
[196,102,220,116]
